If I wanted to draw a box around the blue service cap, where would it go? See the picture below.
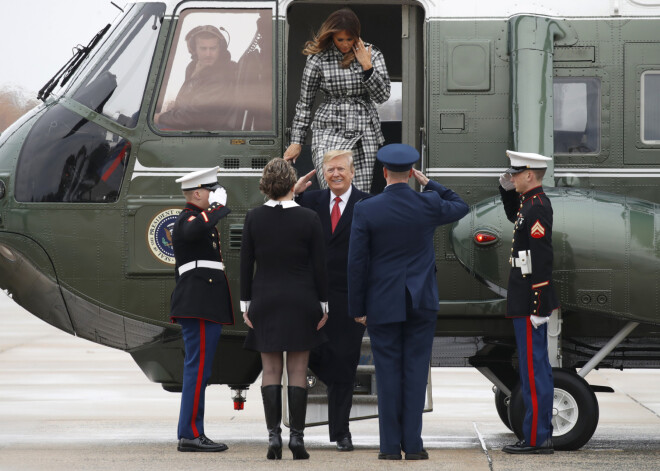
[377,143,419,172]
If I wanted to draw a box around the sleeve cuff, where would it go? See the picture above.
[240,300,251,312]
[320,301,328,314]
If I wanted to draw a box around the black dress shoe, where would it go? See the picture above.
[378,452,402,460]
[336,436,354,452]
[405,449,429,460]
[177,434,229,452]
[502,438,553,455]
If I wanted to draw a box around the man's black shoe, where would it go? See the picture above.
[405,449,429,460]
[336,436,354,452]
[378,452,402,460]
[502,438,553,455]
[177,434,229,452]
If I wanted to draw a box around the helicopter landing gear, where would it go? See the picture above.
[508,368,599,451]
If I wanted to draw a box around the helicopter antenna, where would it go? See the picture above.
[111,2,124,13]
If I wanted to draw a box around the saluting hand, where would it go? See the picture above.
[354,38,372,71]
[243,311,253,329]
[294,169,316,195]
[412,169,429,187]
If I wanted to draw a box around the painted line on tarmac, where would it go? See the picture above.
[473,422,493,471]
[626,393,660,420]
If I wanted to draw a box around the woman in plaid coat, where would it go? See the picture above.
[284,8,391,193]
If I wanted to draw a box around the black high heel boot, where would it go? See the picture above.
[287,385,310,460]
[261,385,282,460]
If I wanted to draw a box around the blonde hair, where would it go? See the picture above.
[302,8,361,69]
[322,150,354,172]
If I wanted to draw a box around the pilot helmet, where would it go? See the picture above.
[185,25,230,57]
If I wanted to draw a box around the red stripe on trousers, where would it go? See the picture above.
[191,320,206,437]
[526,318,538,446]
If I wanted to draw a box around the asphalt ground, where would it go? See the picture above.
[1,291,659,471]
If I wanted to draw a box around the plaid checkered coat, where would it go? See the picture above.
[290,43,391,191]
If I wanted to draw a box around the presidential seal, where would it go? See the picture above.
[147,209,181,264]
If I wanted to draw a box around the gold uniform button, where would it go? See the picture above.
[209,279,213,283]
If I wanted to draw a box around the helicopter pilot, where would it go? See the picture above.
[170,166,235,452]
[499,151,559,454]
[156,25,238,131]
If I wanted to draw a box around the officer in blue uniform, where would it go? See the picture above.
[347,144,469,460]
[170,166,235,452]
[499,151,559,454]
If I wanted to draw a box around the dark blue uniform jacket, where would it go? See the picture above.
[170,202,235,324]
[500,185,559,318]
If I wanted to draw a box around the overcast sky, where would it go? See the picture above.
[0,0,120,95]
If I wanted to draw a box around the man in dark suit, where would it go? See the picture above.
[170,167,234,452]
[293,149,369,452]
[347,144,469,460]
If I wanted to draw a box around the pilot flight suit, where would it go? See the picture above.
[170,201,234,441]
[500,184,559,447]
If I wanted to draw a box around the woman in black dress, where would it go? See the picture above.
[240,158,328,460]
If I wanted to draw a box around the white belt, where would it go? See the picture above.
[178,260,225,276]
[509,250,532,275]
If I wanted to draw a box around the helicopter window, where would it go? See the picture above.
[553,77,601,154]
[154,8,273,132]
[641,71,660,144]
[70,3,166,128]
[15,104,130,203]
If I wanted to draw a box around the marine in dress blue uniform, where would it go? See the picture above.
[170,167,235,452]
[295,150,369,451]
[499,151,559,455]
[347,144,469,460]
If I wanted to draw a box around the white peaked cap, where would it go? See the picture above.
[505,150,552,174]
[175,166,220,190]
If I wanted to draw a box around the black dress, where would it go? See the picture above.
[241,202,328,352]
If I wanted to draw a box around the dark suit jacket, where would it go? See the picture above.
[297,185,369,302]
[347,180,469,325]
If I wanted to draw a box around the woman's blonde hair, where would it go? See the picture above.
[259,158,298,200]
[302,8,361,69]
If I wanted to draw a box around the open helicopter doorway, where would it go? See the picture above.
[283,2,429,426]
[285,2,425,194]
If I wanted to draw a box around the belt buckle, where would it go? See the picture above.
[343,130,358,139]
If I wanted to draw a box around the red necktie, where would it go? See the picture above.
[331,196,342,233]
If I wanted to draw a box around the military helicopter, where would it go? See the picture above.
[1,0,660,451]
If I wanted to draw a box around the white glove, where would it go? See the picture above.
[208,187,227,206]
[499,173,515,191]
[530,314,549,329]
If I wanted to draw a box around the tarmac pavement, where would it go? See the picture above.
[1,291,659,470]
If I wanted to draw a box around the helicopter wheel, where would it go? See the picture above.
[493,386,512,431]
[508,368,599,450]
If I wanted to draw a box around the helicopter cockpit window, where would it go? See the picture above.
[155,8,273,132]
[641,71,660,144]
[553,77,601,154]
[70,3,165,128]
[15,104,130,203]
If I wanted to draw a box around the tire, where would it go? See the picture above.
[508,368,599,450]
[493,387,513,431]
